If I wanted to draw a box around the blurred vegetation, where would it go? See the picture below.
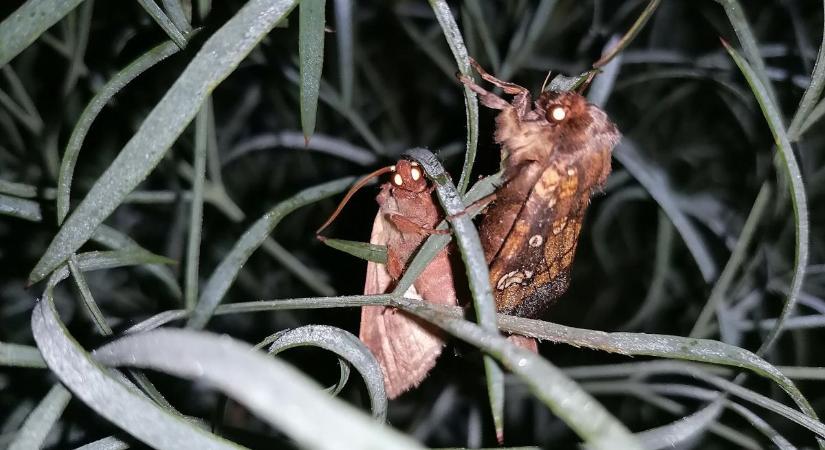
[1,0,825,448]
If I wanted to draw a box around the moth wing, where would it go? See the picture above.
[490,151,609,317]
[360,213,448,398]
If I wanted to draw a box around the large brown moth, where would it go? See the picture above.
[317,159,457,398]
[459,59,621,320]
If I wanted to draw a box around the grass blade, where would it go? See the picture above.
[299,0,326,143]
[57,39,182,224]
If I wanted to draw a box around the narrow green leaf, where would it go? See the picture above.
[57,39,181,224]
[188,177,353,329]
[0,0,84,68]
[29,0,299,284]
[321,238,387,263]
[299,0,326,143]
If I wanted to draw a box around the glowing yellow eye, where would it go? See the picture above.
[551,107,566,121]
[410,168,421,181]
[393,174,403,186]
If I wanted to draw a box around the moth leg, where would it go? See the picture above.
[467,58,531,115]
[457,73,511,110]
[468,58,528,96]
[386,213,450,236]
[448,193,497,220]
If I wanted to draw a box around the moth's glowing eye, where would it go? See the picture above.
[410,167,422,181]
[393,174,404,186]
[550,106,566,121]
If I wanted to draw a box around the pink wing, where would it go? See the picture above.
[360,213,457,398]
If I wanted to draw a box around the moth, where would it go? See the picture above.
[459,59,621,320]
[317,159,457,398]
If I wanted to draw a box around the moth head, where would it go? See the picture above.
[390,160,428,193]
[537,91,588,127]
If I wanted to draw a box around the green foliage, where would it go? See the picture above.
[1,1,825,448]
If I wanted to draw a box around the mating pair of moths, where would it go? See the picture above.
[323,60,621,398]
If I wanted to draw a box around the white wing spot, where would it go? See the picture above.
[529,235,543,247]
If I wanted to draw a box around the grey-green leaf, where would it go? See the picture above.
[299,0,326,142]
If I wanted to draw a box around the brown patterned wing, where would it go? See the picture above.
[488,145,612,318]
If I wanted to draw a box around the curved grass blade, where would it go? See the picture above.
[0,0,84,68]
[187,177,353,329]
[29,0,300,284]
[57,39,182,224]
[7,384,71,450]
[92,328,423,449]
[31,294,243,450]
[263,325,387,421]
[722,41,810,356]
[299,0,326,143]
[428,0,478,195]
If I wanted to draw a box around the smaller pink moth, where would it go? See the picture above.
[319,160,458,398]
